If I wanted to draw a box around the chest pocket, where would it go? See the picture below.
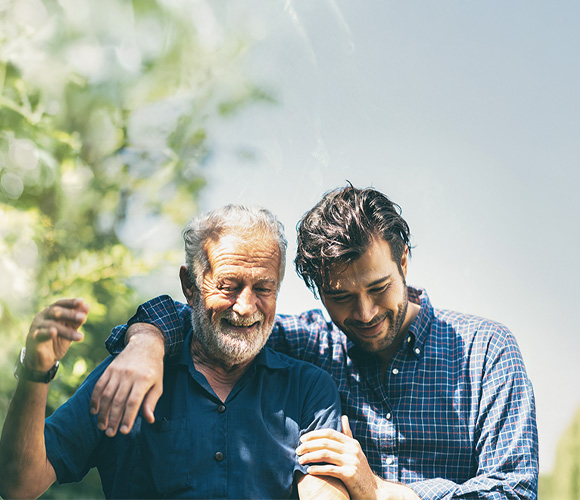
[134,418,193,497]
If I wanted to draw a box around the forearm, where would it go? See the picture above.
[0,380,56,498]
[125,322,166,354]
[297,474,350,500]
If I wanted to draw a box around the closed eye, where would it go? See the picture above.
[370,284,389,294]
[328,294,352,304]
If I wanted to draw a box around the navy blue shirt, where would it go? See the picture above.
[45,330,342,499]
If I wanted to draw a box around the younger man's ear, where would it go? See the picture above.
[400,245,409,277]
[180,266,197,307]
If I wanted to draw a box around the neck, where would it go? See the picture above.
[190,338,254,401]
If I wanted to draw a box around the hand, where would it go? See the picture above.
[90,323,165,437]
[25,298,89,371]
[297,416,420,500]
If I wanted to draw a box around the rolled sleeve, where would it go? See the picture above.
[105,295,191,358]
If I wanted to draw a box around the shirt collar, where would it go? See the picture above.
[405,286,433,358]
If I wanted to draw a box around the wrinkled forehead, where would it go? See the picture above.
[205,231,281,277]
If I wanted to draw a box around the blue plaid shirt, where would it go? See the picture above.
[106,286,538,499]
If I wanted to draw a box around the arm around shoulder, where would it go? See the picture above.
[90,322,165,437]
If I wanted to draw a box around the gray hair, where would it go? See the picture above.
[183,204,287,290]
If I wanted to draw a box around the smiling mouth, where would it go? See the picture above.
[349,318,386,338]
[222,319,259,329]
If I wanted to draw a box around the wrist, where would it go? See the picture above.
[126,323,166,357]
[14,348,59,384]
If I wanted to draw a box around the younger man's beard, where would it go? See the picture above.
[191,294,274,366]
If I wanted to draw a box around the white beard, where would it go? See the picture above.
[191,294,274,365]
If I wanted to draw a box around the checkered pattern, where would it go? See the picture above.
[107,287,538,499]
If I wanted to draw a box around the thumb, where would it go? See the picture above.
[341,415,353,438]
[142,384,163,424]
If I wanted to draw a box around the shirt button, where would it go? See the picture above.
[217,404,226,413]
[386,457,394,465]
[214,451,224,462]
[392,368,399,375]
[414,348,421,355]
[407,336,412,343]
[386,413,392,420]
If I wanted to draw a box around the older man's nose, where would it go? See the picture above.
[232,287,258,316]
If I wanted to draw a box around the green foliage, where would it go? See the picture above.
[541,405,580,500]
[0,0,268,497]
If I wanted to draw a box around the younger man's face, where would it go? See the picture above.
[320,238,410,356]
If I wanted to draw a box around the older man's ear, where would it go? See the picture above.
[180,266,197,307]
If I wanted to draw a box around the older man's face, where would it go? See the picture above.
[191,232,280,365]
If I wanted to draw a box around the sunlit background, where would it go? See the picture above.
[1,1,579,498]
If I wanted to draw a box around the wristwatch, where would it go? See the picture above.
[14,347,59,383]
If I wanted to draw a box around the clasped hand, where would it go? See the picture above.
[296,415,382,500]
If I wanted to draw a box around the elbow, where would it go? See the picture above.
[0,475,30,499]
[0,462,50,499]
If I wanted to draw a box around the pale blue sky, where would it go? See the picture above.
[138,0,580,473]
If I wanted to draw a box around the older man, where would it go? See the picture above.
[0,205,348,499]
[92,186,538,500]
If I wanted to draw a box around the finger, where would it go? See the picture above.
[296,437,346,456]
[117,389,143,434]
[91,369,112,415]
[298,449,345,466]
[139,383,163,427]
[105,380,135,437]
[31,325,58,342]
[302,464,351,481]
[47,304,88,329]
[341,415,353,438]
[32,320,84,342]
[300,428,346,443]
[95,379,120,432]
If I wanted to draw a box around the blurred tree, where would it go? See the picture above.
[548,405,580,500]
[0,0,273,497]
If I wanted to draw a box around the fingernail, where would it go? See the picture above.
[120,425,129,434]
[106,428,115,437]
[73,332,83,341]
[98,423,106,431]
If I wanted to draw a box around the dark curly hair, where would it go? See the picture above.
[295,185,412,297]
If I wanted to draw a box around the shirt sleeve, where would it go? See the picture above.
[105,295,191,359]
[45,358,114,484]
[407,325,538,500]
[294,364,343,477]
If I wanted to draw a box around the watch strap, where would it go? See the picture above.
[14,347,59,383]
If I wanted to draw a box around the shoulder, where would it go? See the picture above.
[433,308,516,345]
[430,308,528,375]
